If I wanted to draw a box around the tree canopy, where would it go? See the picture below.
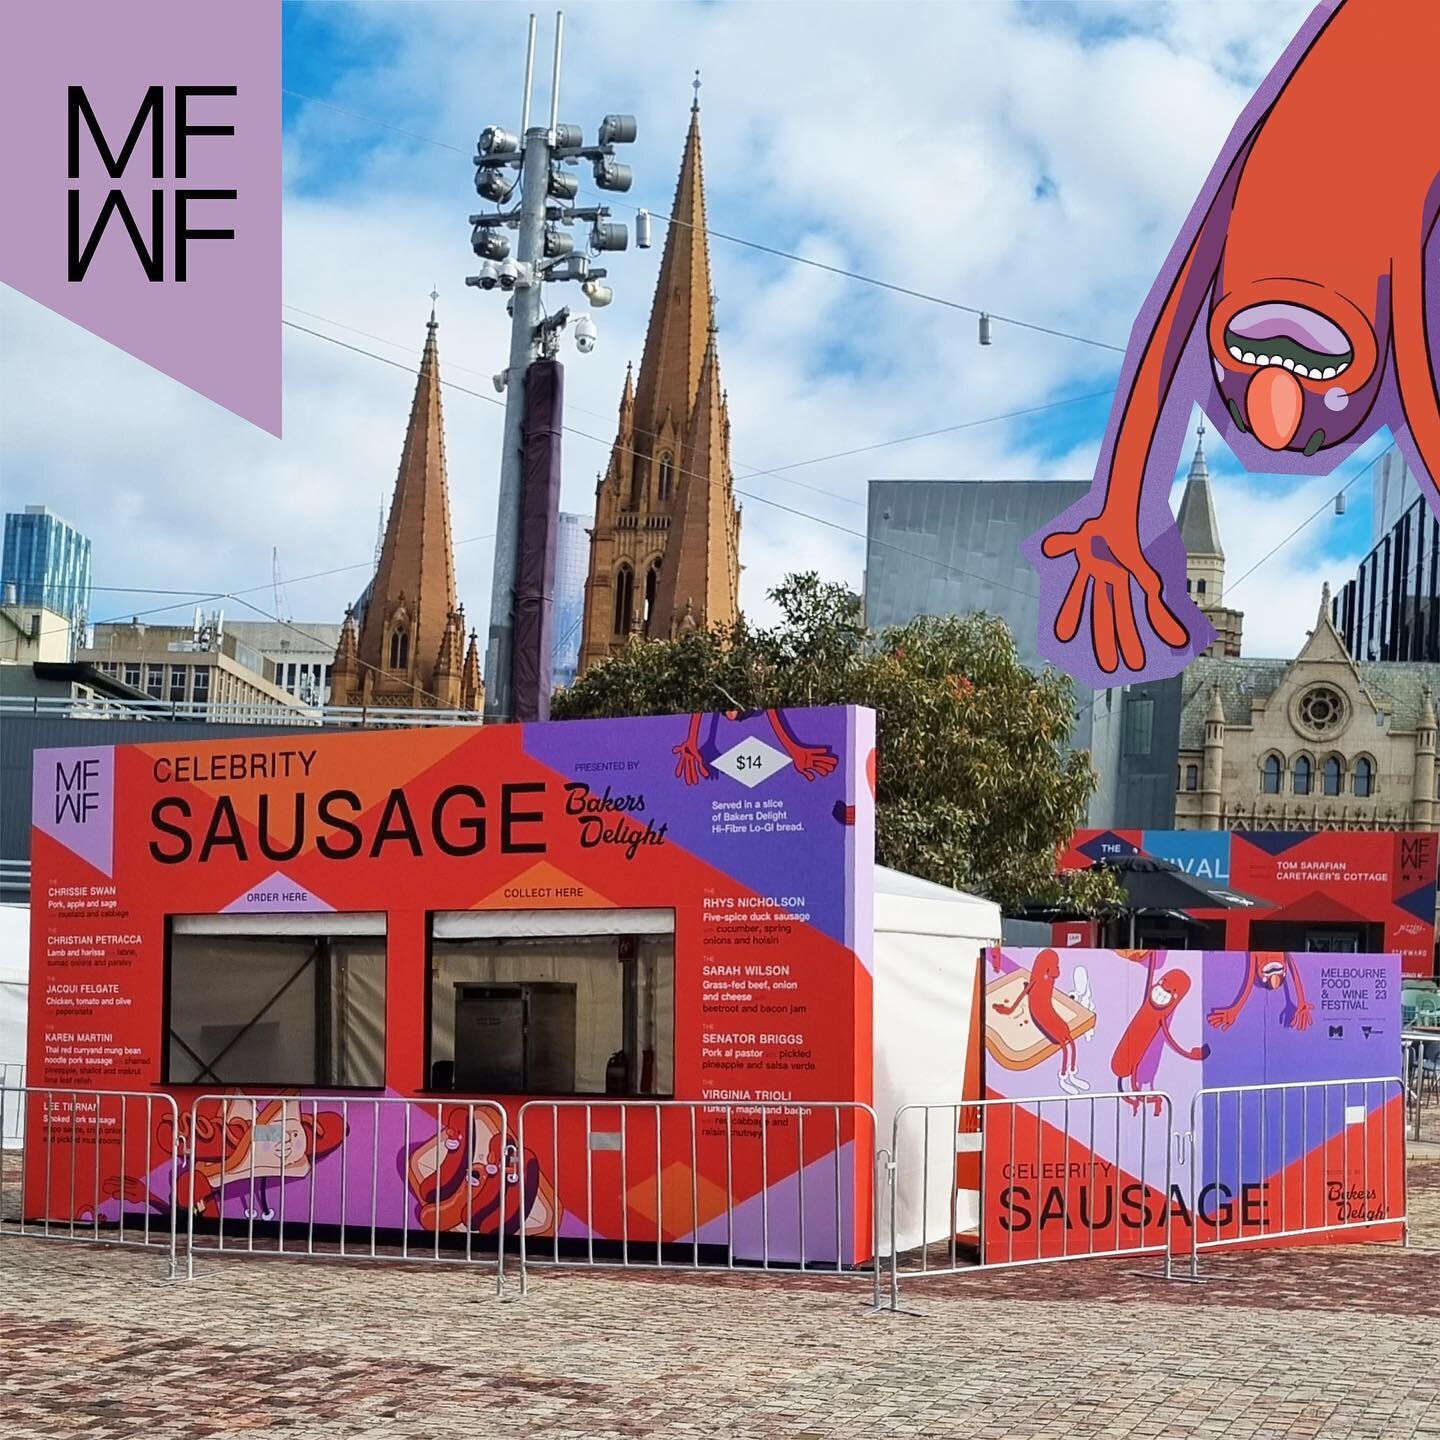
[553,573,1117,913]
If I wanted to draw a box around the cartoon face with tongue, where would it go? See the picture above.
[1030,0,1438,684]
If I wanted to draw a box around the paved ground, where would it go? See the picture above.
[0,1160,1436,1439]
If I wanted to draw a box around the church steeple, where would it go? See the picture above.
[630,100,715,451]
[577,101,742,676]
[653,324,739,636]
[1177,415,1244,658]
[332,311,472,709]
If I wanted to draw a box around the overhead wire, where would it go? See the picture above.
[281,85,1126,353]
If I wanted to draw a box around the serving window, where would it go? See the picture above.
[166,914,386,1088]
[428,910,675,1097]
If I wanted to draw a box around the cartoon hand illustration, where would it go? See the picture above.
[673,737,709,785]
[1041,515,1189,674]
[1291,1000,1314,1032]
[783,742,838,782]
[1207,1004,1240,1031]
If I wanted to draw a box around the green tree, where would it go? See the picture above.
[554,573,1117,913]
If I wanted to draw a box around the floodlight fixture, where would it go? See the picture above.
[547,168,579,200]
[590,221,628,252]
[553,122,583,149]
[471,227,511,261]
[475,168,516,203]
[598,114,637,145]
[479,126,519,155]
[594,157,633,192]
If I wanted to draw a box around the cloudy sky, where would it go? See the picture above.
[1,0,1386,664]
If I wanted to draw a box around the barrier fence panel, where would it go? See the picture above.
[1186,1076,1407,1279]
[0,1065,25,1149]
[0,1086,180,1278]
[516,1100,883,1303]
[1403,1034,1437,1143]
[888,1092,1177,1310]
[182,1095,510,1290]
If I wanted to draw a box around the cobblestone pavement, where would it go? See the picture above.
[0,1164,1437,1439]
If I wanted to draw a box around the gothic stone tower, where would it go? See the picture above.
[331,312,483,711]
[578,99,742,675]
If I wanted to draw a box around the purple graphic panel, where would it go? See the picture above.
[32,745,114,879]
[523,708,868,955]
[0,2,282,434]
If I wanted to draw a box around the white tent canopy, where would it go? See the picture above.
[872,866,1002,1255]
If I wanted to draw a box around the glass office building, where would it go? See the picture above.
[551,511,589,691]
[1336,448,1440,663]
[2,505,92,652]
[864,479,1090,669]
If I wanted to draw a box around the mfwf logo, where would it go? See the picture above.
[68,86,237,283]
[54,757,102,825]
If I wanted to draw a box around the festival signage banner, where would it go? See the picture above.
[982,947,1401,1263]
[25,706,877,1264]
[1063,829,1438,977]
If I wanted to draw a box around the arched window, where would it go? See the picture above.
[612,564,634,635]
[643,558,661,627]
[389,627,408,670]
[1262,754,1282,794]
[1183,764,1198,792]
[658,452,674,501]
[1293,755,1312,795]
[1196,578,1207,596]
[1322,755,1343,796]
[1353,757,1374,798]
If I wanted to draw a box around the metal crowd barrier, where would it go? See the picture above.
[516,1099,884,1305]
[183,1094,509,1291]
[0,1086,181,1279]
[887,1092,1176,1310]
[1185,1077,1407,1279]
[1402,1033,1439,1142]
[0,1065,25,1149]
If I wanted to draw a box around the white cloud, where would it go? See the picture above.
[3,0,1354,668]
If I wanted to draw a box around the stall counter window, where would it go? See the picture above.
[426,908,675,1098]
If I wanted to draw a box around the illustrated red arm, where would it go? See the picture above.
[1390,204,1440,506]
[994,982,1028,1017]
[1283,956,1314,1032]
[766,708,838,782]
[1207,953,1258,1030]
[672,712,709,785]
[1160,1014,1208,1062]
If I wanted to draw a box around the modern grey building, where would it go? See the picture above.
[864,479,1097,767]
[552,512,588,691]
[864,480,1090,674]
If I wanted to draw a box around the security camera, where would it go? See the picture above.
[574,314,597,353]
[492,371,507,394]
[497,258,520,291]
[582,277,613,308]
[472,261,499,290]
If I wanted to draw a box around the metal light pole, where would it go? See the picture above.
[470,11,643,722]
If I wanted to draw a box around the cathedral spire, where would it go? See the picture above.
[334,314,462,708]
[653,325,737,636]
[631,100,714,442]
[577,105,740,676]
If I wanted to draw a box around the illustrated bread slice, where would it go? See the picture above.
[984,970,1097,1071]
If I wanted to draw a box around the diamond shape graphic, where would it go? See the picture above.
[713,735,792,789]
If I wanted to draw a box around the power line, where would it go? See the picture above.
[281,85,1126,354]
[1227,449,1385,596]
[284,309,1110,511]
[285,316,1044,602]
